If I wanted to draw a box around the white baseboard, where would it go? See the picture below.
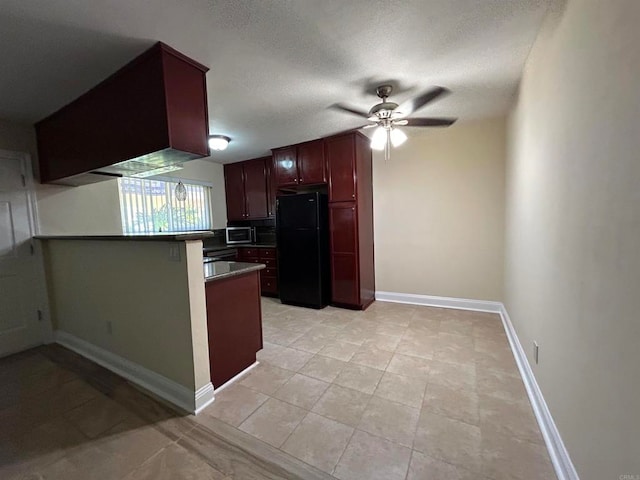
[213,361,260,395]
[375,291,578,480]
[375,291,502,313]
[55,330,214,415]
[498,306,579,480]
[194,382,216,414]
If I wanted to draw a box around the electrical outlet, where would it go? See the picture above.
[168,245,181,261]
[106,321,113,335]
[533,341,539,364]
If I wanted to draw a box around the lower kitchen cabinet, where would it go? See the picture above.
[237,246,278,297]
[330,253,359,306]
[205,269,263,388]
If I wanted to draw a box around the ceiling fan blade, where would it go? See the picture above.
[361,123,378,129]
[403,117,457,127]
[330,103,370,118]
[395,87,450,117]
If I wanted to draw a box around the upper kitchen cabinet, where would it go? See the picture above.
[224,157,270,221]
[224,163,245,222]
[326,134,356,202]
[297,140,326,185]
[272,139,325,188]
[243,158,269,219]
[266,157,277,218]
[273,146,298,187]
[36,42,209,185]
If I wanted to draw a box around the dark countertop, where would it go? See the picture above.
[204,261,265,282]
[36,232,216,242]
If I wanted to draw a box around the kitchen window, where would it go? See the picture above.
[118,177,212,234]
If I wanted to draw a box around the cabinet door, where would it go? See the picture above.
[326,135,356,202]
[243,158,268,219]
[329,203,359,306]
[329,203,357,254]
[266,156,277,218]
[331,254,359,306]
[273,147,299,187]
[297,139,326,185]
[224,162,245,221]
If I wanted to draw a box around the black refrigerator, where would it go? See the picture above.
[276,192,330,309]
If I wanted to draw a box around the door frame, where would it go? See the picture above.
[0,149,53,355]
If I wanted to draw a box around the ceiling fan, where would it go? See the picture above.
[331,85,457,159]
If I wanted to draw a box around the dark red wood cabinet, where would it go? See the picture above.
[237,247,278,296]
[330,253,360,306]
[223,157,270,221]
[273,146,298,187]
[326,134,356,202]
[224,163,246,222]
[326,132,375,310]
[272,139,325,188]
[205,271,263,388]
[244,159,269,219]
[297,140,326,185]
[36,42,209,184]
[266,157,277,218]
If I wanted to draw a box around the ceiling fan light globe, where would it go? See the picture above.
[390,128,407,147]
[371,127,387,150]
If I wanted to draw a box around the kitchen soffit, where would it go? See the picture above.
[0,0,553,164]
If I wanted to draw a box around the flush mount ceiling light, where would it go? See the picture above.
[331,84,457,160]
[208,135,231,151]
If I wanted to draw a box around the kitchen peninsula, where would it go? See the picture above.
[37,233,265,414]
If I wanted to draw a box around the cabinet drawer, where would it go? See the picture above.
[263,267,278,277]
[261,275,278,293]
[259,248,276,259]
[237,248,258,258]
[261,258,277,268]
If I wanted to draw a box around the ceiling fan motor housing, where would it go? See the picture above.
[369,101,399,118]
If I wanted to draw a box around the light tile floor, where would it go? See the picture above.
[200,298,556,480]
[0,299,556,480]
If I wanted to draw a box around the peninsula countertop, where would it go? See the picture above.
[204,261,265,282]
[35,231,216,242]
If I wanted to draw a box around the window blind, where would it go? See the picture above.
[118,177,212,234]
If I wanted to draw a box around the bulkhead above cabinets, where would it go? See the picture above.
[35,42,209,186]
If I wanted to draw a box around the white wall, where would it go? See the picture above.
[505,1,640,478]
[373,118,506,301]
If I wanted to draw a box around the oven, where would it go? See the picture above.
[203,248,237,263]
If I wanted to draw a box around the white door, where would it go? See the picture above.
[0,150,44,356]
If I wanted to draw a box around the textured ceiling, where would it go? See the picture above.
[0,0,550,163]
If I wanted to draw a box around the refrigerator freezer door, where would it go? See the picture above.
[276,193,319,230]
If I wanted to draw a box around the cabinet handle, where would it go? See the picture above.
[294,179,298,183]
[351,207,355,211]
[299,177,303,182]
[352,194,355,198]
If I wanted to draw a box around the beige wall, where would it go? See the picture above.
[505,1,640,478]
[373,118,506,301]
[43,239,209,392]
[0,118,227,234]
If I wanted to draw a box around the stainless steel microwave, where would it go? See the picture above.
[226,226,253,244]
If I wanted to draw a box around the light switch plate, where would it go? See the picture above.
[168,245,181,261]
